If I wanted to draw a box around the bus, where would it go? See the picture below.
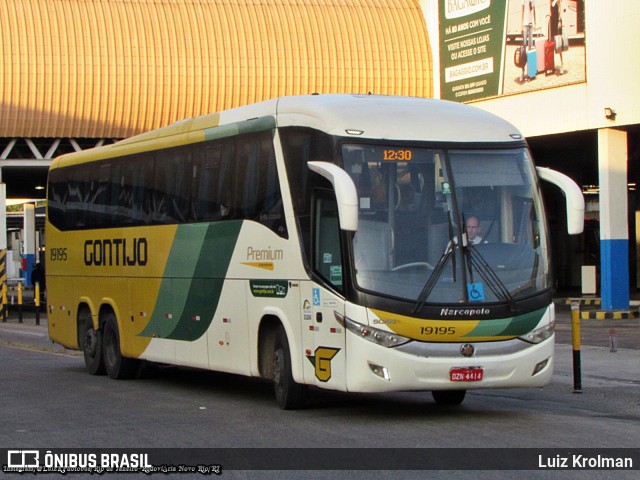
[46,94,584,409]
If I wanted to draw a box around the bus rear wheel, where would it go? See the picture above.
[273,326,306,410]
[432,390,466,406]
[79,309,105,375]
[102,312,140,380]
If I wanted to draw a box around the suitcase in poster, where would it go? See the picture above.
[544,40,555,74]
[514,45,527,68]
[527,49,537,79]
[535,38,545,74]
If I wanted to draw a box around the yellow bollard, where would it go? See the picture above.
[570,300,582,393]
[1,283,6,322]
[18,282,23,323]
[35,282,41,325]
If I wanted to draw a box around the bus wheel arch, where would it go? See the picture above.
[273,324,306,409]
[257,315,280,379]
[78,303,105,375]
[100,306,141,380]
[257,316,307,409]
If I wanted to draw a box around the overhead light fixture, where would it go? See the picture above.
[604,107,616,120]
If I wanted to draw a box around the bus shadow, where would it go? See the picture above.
[130,362,519,418]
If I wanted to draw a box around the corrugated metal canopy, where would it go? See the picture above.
[0,0,433,138]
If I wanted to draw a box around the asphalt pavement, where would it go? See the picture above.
[1,299,638,393]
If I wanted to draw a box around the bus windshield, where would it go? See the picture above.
[341,144,550,305]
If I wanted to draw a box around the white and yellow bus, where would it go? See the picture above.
[46,94,584,409]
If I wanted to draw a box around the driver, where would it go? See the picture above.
[465,216,484,245]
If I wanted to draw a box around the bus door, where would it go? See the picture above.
[300,193,347,390]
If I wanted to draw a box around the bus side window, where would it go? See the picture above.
[47,170,68,230]
[196,144,223,221]
[256,132,286,237]
[235,136,260,218]
[169,149,193,223]
[68,168,90,227]
[114,152,151,226]
[314,195,343,290]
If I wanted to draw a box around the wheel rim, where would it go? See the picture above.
[85,329,97,357]
[104,325,117,367]
[274,349,284,397]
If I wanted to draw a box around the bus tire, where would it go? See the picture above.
[273,326,306,410]
[432,389,466,406]
[102,311,140,380]
[79,308,105,375]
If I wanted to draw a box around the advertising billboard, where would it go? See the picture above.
[439,0,586,102]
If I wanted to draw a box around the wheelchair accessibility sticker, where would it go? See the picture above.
[467,282,485,302]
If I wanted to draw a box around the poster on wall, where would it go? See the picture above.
[439,0,586,102]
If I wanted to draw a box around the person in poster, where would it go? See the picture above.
[441,1,586,99]
[503,0,586,94]
[550,0,567,74]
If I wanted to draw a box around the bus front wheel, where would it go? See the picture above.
[79,309,105,375]
[432,389,466,406]
[102,312,140,380]
[273,326,306,410]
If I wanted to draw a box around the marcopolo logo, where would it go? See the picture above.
[445,0,490,20]
[440,307,491,317]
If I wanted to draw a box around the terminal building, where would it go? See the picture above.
[0,0,434,283]
[420,0,640,309]
[1,0,639,308]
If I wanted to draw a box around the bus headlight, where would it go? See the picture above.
[336,312,410,348]
[519,321,555,344]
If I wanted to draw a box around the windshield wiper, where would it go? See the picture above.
[412,215,459,314]
[412,238,515,314]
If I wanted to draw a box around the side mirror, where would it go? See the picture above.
[536,166,585,235]
[308,161,358,231]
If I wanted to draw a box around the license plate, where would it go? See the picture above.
[450,367,484,382]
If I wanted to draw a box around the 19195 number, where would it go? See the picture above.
[420,326,455,335]
[50,247,68,261]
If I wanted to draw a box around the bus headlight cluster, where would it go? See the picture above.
[336,313,410,348]
[518,321,555,344]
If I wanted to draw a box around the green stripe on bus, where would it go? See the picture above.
[203,116,276,142]
[139,220,242,340]
[464,307,546,338]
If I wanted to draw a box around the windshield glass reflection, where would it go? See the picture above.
[342,144,550,306]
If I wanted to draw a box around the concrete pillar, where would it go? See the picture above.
[0,183,6,287]
[23,203,36,287]
[598,128,629,309]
